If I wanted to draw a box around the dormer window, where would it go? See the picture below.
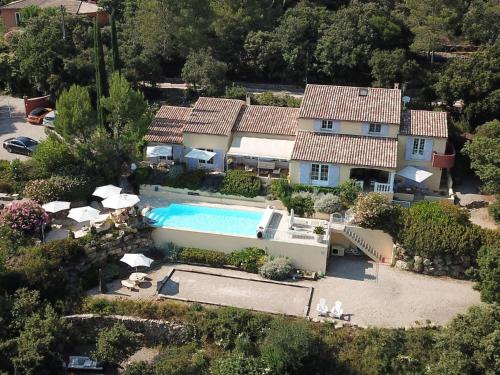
[368,123,381,134]
[321,120,333,130]
[359,88,368,97]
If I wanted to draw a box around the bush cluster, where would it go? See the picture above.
[168,169,206,190]
[259,257,294,280]
[218,170,261,197]
[0,200,48,233]
[22,175,92,203]
[178,247,228,267]
[488,199,500,223]
[271,179,361,217]
[228,247,266,273]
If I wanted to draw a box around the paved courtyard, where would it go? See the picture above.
[160,269,312,316]
[89,258,480,328]
[0,95,46,161]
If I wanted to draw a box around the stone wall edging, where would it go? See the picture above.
[64,314,193,346]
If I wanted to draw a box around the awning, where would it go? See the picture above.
[397,166,433,183]
[228,136,295,160]
[146,145,172,158]
[185,148,216,161]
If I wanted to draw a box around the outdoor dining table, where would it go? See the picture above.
[129,272,148,284]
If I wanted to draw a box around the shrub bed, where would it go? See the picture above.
[168,169,206,190]
[178,247,228,267]
[259,257,294,280]
[228,247,266,273]
[22,175,93,203]
[218,170,261,197]
[0,200,48,233]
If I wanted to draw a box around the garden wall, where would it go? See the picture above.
[140,184,286,210]
[64,314,192,346]
[152,227,328,273]
[69,230,155,276]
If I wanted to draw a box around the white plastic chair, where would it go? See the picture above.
[316,298,328,316]
[331,301,343,319]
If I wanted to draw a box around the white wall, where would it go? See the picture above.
[152,227,329,272]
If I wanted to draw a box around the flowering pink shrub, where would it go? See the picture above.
[0,199,49,233]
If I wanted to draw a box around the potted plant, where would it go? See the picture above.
[313,226,326,243]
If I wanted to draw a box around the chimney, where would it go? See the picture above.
[394,83,400,89]
[245,94,251,106]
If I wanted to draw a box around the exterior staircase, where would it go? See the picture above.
[343,227,383,262]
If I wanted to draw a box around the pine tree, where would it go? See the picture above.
[110,11,120,73]
[94,17,108,127]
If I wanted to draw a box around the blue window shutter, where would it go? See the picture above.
[423,139,433,161]
[314,120,322,132]
[381,124,389,137]
[185,148,198,170]
[405,137,414,160]
[173,145,183,161]
[300,163,310,184]
[328,164,340,187]
[213,150,224,171]
[332,120,341,133]
[362,122,370,135]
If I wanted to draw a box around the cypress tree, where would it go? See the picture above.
[94,17,108,127]
[110,10,120,73]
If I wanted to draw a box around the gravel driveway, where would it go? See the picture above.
[0,95,47,161]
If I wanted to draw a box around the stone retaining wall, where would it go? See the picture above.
[64,314,193,346]
[394,244,471,278]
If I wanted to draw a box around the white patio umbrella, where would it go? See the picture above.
[42,201,71,213]
[92,184,122,199]
[120,253,154,272]
[102,194,140,210]
[67,206,101,222]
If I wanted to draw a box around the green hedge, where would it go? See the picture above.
[219,170,261,197]
[168,169,206,190]
[228,247,266,273]
[178,247,228,267]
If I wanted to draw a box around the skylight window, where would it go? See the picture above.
[359,88,369,97]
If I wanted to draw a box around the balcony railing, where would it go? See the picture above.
[374,182,392,193]
[432,143,455,169]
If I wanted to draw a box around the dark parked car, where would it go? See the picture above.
[28,107,52,125]
[3,136,39,155]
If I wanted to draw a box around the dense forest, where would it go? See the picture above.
[0,0,499,132]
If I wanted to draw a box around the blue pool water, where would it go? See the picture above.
[146,203,264,237]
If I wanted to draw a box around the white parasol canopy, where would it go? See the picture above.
[102,194,140,209]
[146,145,172,158]
[68,206,100,222]
[397,166,433,183]
[185,148,216,161]
[120,253,154,268]
[92,184,122,199]
[42,201,71,213]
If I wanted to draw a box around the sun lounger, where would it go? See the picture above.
[316,298,328,316]
[331,300,343,319]
[121,280,135,290]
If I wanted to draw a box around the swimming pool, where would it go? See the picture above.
[146,203,264,237]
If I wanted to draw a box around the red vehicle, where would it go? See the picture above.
[27,107,52,125]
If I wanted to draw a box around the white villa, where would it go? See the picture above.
[145,84,455,201]
[143,84,456,272]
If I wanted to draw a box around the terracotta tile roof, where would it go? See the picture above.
[0,0,98,13]
[299,84,402,125]
[400,110,448,138]
[233,105,298,136]
[291,131,398,169]
[145,105,191,144]
[183,97,245,136]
